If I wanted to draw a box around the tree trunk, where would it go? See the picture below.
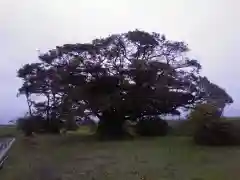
[47,116,61,134]
[24,119,34,137]
[24,130,33,137]
[97,111,126,140]
[46,94,50,122]
[25,93,32,116]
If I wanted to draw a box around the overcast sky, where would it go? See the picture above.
[0,0,240,123]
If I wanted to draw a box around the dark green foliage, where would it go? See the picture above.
[16,115,64,136]
[136,116,169,136]
[190,104,238,146]
[16,116,38,136]
[168,120,195,136]
[188,103,222,131]
[194,121,236,146]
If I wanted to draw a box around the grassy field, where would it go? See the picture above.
[1,120,240,180]
[0,125,17,137]
[1,132,240,179]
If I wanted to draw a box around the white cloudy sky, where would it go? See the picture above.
[0,0,240,123]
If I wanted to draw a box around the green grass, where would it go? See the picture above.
[0,125,17,137]
[1,120,240,180]
[1,133,240,180]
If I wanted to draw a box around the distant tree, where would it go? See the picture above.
[17,30,233,138]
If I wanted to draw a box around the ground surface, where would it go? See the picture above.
[1,121,240,180]
[1,133,240,180]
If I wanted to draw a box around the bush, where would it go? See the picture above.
[194,121,236,145]
[16,115,64,135]
[16,116,39,136]
[168,120,195,136]
[136,116,169,136]
[188,103,222,130]
[189,103,239,146]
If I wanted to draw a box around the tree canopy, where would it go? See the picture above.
[17,30,233,138]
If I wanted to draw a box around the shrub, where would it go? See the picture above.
[16,116,39,136]
[16,115,63,135]
[188,103,222,130]
[194,121,236,145]
[168,120,195,136]
[136,116,169,136]
[189,103,238,146]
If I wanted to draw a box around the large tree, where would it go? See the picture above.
[17,30,233,137]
